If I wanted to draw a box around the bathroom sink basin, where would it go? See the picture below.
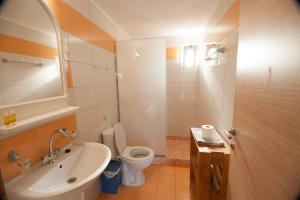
[5,142,111,200]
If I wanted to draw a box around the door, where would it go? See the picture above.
[228,0,300,199]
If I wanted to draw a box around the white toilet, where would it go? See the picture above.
[102,123,154,187]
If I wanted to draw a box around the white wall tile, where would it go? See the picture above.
[95,85,109,105]
[71,62,94,87]
[68,34,92,64]
[91,45,106,67]
[166,55,200,136]
[68,88,75,105]
[106,51,115,69]
[167,82,180,94]
[167,94,180,105]
[111,100,119,123]
[180,94,198,106]
[73,87,97,110]
[105,68,116,85]
[181,82,198,94]
[76,108,98,133]
[167,114,180,135]
[181,71,198,82]
[86,125,101,143]
[180,105,199,115]
[197,30,238,135]
[166,60,181,72]
[167,105,179,115]
[93,66,107,86]
[59,2,122,147]
[97,104,112,131]
[167,71,181,82]
[107,85,117,101]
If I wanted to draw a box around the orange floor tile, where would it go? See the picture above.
[98,164,190,200]
[166,136,190,161]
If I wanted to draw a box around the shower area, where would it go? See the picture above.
[165,45,199,165]
[116,40,200,165]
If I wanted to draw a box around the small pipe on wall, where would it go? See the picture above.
[114,52,121,123]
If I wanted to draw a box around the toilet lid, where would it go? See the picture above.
[114,123,127,154]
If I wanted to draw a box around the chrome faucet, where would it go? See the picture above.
[48,128,69,163]
[42,128,79,164]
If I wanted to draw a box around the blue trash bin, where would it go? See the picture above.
[101,160,122,194]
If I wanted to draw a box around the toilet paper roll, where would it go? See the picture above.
[201,125,215,138]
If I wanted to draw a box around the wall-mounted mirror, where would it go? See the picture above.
[0,0,65,107]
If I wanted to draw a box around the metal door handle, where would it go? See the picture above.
[225,128,236,149]
[225,128,235,139]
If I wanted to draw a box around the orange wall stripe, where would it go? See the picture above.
[204,0,240,43]
[0,34,57,60]
[44,0,116,53]
[166,47,181,60]
[0,115,77,181]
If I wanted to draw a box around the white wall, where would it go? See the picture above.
[58,1,126,198]
[197,0,238,138]
[166,50,199,137]
[165,36,202,137]
[198,30,238,137]
[66,33,118,144]
[117,39,166,155]
[59,0,125,144]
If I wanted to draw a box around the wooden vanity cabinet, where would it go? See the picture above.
[190,129,230,200]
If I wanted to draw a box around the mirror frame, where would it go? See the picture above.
[0,0,67,109]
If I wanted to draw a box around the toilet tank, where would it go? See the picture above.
[102,125,118,159]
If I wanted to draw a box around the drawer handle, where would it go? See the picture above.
[215,164,223,183]
[212,174,221,191]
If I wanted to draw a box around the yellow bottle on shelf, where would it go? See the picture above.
[4,112,11,127]
[10,110,16,126]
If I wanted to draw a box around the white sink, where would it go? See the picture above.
[5,142,111,200]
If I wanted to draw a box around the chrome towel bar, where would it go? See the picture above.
[1,58,44,67]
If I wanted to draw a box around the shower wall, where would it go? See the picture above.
[166,47,199,137]
[197,0,239,138]
[116,39,166,155]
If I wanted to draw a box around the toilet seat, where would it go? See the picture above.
[114,123,154,162]
[105,123,154,186]
[121,146,154,162]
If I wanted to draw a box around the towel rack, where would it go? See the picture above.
[1,58,44,67]
[204,46,225,61]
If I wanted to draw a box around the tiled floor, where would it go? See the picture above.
[166,136,190,161]
[98,137,191,200]
[98,164,190,200]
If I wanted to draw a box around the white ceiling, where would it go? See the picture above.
[93,0,221,39]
